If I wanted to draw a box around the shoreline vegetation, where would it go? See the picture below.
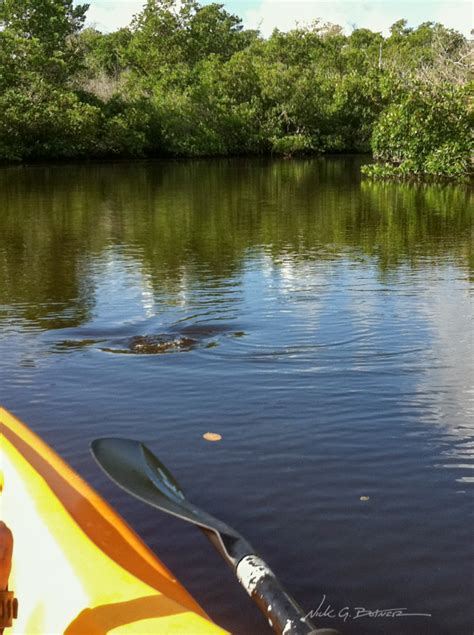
[0,0,472,180]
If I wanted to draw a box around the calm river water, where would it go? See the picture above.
[0,157,473,634]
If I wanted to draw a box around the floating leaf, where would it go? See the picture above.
[203,432,222,442]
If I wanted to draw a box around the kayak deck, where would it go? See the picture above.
[0,407,227,634]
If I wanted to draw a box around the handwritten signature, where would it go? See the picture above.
[305,595,432,623]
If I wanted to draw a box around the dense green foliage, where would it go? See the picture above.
[0,0,472,177]
[361,84,472,179]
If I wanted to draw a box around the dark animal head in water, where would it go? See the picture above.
[128,335,197,354]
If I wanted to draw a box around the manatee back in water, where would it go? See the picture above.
[48,322,245,354]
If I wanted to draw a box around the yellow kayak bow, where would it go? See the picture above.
[0,407,227,635]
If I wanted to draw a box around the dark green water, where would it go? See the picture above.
[0,157,473,634]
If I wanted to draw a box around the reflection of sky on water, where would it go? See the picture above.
[71,247,245,331]
[85,248,159,324]
[243,252,474,488]
[415,271,474,485]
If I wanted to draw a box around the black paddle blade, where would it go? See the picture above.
[91,437,239,538]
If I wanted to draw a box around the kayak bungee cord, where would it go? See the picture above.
[91,438,341,635]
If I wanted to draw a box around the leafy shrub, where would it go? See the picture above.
[271,134,315,156]
[0,85,102,161]
[362,84,472,180]
[99,96,161,156]
[424,141,471,178]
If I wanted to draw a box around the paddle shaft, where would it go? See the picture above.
[236,554,327,635]
[204,530,340,635]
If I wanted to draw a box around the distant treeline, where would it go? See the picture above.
[0,0,472,178]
